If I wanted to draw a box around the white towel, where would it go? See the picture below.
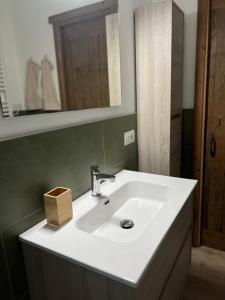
[25,58,43,110]
[41,56,61,111]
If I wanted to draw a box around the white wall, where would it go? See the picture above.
[174,0,198,109]
[0,0,198,141]
[0,0,23,111]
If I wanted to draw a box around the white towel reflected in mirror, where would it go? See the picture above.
[41,55,61,111]
[25,58,43,110]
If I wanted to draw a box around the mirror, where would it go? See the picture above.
[0,0,121,118]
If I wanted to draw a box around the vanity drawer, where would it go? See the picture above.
[134,194,193,300]
[160,229,192,300]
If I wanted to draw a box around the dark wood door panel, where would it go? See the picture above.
[202,2,225,250]
[62,16,110,110]
[49,0,118,111]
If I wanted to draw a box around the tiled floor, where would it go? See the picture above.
[181,247,225,300]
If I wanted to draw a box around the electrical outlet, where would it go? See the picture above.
[124,130,135,146]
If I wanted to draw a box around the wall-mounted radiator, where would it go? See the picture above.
[0,53,12,118]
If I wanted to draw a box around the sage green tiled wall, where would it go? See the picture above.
[181,109,194,179]
[0,114,138,300]
[103,116,138,173]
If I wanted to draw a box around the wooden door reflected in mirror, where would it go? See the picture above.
[50,0,121,112]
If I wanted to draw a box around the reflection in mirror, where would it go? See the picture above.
[0,0,121,118]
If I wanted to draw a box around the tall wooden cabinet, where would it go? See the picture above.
[135,0,184,177]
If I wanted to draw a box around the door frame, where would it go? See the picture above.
[192,0,210,247]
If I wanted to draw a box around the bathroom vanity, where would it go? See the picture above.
[20,170,196,300]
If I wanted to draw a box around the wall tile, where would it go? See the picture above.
[105,155,138,175]
[181,109,194,179]
[26,121,105,201]
[0,122,104,231]
[103,114,138,172]
[181,146,193,179]
[0,237,14,300]
[182,109,194,146]
[2,209,45,299]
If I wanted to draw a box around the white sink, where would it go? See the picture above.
[20,170,197,287]
[76,181,168,243]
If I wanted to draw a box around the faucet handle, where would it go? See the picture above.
[90,165,100,175]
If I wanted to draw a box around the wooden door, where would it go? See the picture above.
[62,16,110,110]
[202,0,225,250]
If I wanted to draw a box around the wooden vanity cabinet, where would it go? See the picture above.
[22,194,193,300]
[135,0,184,177]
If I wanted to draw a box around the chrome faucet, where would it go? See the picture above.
[91,166,116,197]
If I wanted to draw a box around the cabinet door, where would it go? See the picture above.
[170,4,184,177]
[160,230,192,300]
[135,1,172,175]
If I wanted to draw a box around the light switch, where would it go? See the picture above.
[124,130,135,146]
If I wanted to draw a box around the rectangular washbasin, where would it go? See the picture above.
[76,181,170,243]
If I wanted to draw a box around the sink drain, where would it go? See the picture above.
[120,219,134,229]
